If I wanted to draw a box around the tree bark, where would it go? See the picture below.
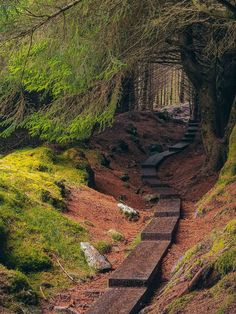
[180,30,236,171]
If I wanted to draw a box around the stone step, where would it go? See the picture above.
[152,187,179,199]
[185,132,195,138]
[141,151,175,168]
[141,217,179,241]
[142,177,169,187]
[187,127,198,133]
[189,119,200,124]
[182,137,194,143]
[109,240,170,287]
[86,287,147,314]
[141,167,157,179]
[188,122,199,126]
[154,198,181,217]
[169,142,189,151]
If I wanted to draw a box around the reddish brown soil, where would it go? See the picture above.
[145,134,236,314]
[42,111,186,313]
[42,112,233,314]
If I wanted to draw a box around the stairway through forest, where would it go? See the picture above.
[86,120,199,314]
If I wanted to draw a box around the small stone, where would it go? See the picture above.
[80,242,112,272]
[117,203,140,221]
[143,194,159,202]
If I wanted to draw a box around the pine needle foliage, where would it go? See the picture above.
[0,0,235,142]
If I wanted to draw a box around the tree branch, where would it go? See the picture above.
[9,0,83,40]
[215,0,236,14]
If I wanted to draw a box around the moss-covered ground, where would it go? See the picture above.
[197,125,236,216]
[0,146,94,311]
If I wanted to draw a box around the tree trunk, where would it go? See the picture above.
[181,32,236,171]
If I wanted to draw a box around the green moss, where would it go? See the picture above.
[224,219,236,235]
[108,229,124,242]
[0,146,93,297]
[174,244,202,274]
[214,249,236,277]
[94,241,112,255]
[165,294,194,314]
[128,233,141,253]
[197,125,236,216]
[210,238,226,255]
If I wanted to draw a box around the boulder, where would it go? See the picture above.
[117,203,140,221]
[80,242,112,272]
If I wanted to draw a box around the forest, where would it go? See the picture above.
[0,1,235,314]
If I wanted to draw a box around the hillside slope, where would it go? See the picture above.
[145,125,236,314]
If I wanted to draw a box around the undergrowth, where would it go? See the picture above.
[0,146,94,309]
[197,125,236,216]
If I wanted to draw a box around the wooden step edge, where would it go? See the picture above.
[85,287,148,314]
[108,241,171,288]
[141,217,179,241]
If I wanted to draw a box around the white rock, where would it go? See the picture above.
[80,242,111,272]
[117,203,139,220]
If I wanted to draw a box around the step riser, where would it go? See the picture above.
[142,175,157,180]
[141,217,179,242]
[160,194,179,199]
[141,164,157,169]
[169,147,183,152]
[154,210,179,217]
[185,134,195,138]
[85,287,148,314]
[154,199,181,217]
[109,241,170,288]
[141,224,178,241]
[109,264,162,288]
[150,183,169,188]
[182,139,193,143]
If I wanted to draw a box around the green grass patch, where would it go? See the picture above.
[108,229,124,242]
[94,240,112,254]
[0,146,94,301]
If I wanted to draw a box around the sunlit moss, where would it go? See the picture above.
[165,294,194,314]
[197,126,236,216]
[0,146,93,299]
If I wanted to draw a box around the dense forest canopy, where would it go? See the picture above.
[0,0,235,169]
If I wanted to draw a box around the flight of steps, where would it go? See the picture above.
[86,120,199,314]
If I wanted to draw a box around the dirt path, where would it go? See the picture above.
[42,112,220,314]
[147,136,219,307]
[41,112,186,313]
